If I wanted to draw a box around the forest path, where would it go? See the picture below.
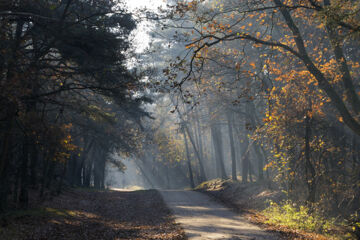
[159,190,279,240]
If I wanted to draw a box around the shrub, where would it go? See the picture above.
[262,200,336,234]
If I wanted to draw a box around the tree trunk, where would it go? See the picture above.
[94,147,106,189]
[83,156,94,188]
[249,161,254,183]
[193,110,207,182]
[171,98,207,182]
[13,168,19,204]
[211,122,227,179]
[93,150,101,189]
[305,102,316,202]
[183,126,195,188]
[184,124,207,182]
[100,153,106,189]
[253,143,264,181]
[77,138,94,186]
[67,154,77,186]
[241,130,250,183]
[226,111,237,181]
[195,110,205,168]
[323,0,360,115]
[29,146,38,187]
[19,135,29,209]
[0,118,13,212]
[57,160,67,195]
[39,151,51,198]
[247,102,264,180]
[45,160,56,191]
[273,0,360,136]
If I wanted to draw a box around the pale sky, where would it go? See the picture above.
[125,0,165,11]
[124,0,166,53]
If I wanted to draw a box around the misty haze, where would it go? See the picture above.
[0,0,360,239]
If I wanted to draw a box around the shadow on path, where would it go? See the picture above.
[1,189,185,240]
[160,190,281,240]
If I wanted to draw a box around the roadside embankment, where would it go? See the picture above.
[195,179,352,240]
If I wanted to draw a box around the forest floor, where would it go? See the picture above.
[195,179,343,240]
[0,188,186,240]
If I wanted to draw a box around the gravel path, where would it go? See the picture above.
[160,190,280,240]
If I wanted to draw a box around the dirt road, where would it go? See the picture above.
[160,190,280,240]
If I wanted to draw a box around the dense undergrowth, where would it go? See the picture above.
[262,200,352,239]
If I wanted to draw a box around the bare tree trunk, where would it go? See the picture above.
[211,121,227,179]
[193,110,207,182]
[253,144,264,181]
[241,128,250,183]
[195,110,205,164]
[57,160,67,195]
[226,111,237,181]
[171,97,207,182]
[13,168,19,204]
[29,146,38,187]
[233,112,249,182]
[19,135,29,209]
[77,138,94,186]
[93,147,104,189]
[305,101,316,202]
[183,126,195,188]
[249,161,254,183]
[185,124,207,182]
[39,151,50,198]
[83,155,94,187]
[100,152,106,189]
[246,102,264,180]
[0,117,13,212]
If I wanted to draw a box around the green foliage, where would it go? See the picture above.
[347,211,360,238]
[262,200,336,234]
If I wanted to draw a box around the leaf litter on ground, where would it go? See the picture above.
[0,188,186,240]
